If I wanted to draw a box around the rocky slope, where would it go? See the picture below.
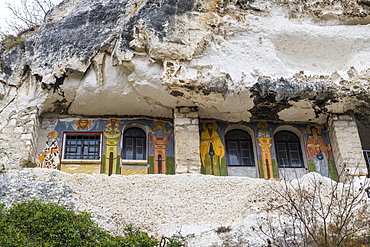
[2,168,367,246]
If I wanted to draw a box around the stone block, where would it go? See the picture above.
[186,112,199,118]
[175,165,188,174]
[188,164,201,173]
[173,112,186,118]
[8,119,16,126]
[190,118,199,125]
[21,134,33,140]
[174,118,191,125]
[178,107,191,113]
[187,125,200,132]
[14,127,23,133]
[2,127,14,134]
[175,132,189,140]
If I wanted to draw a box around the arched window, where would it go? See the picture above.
[274,131,303,168]
[226,130,255,166]
[122,128,146,160]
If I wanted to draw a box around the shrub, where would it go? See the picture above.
[115,224,158,247]
[257,172,370,247]
[0,200,159,247]
[20,159,37,168]
[1,35,26,51]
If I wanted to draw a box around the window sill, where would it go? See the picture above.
[62,160,101,164]
[121,160,148,165]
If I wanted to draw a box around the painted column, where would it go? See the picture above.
[328,114,367,178]
[103,119,121,175]
[174,106,201,174]
[256,122,277,179]
[257,137,274,179]
[149,135,170,174]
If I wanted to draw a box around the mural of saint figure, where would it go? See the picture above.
[200,121,225,176]
[38,130,60,169]
[75,119,92,130]
[306,125,330,177]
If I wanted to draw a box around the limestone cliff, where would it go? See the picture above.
[1,0,370,122]
[1,0,370,167]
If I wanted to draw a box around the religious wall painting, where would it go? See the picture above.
[103,119,121,175]
[73,119,93,130]
[256,122,278,179]
[149,120,173,174]
[200,121,226,176]
[37,130,60,169]
[306,125,337,180]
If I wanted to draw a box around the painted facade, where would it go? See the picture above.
[37,115,337,180]
[37,118,175,175]
[198,120,337,180]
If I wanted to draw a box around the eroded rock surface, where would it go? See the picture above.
[1,0,370,167]
[1,0,370,122]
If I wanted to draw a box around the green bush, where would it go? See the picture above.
[0,200,158,247]
[116,224,158,247]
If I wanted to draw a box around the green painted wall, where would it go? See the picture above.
[258,159,264,178]
[329,160,338,181]
[258,159,278,178]
[271,159,278,178]
[166,157,175,175]
[221,158,227,176]
[115,155,121,174]
[308,160,316,172]
[101,155,106,174]
[148,156,154,174]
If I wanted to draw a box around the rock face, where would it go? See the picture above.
[0,2,370,173]
[1,0,370,120]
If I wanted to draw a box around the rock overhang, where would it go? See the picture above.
[0,0,370,125]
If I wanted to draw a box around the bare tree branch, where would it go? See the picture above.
[2,0,61,36]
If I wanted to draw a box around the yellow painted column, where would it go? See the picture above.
[257,137,273,179]
[103,119,121,175]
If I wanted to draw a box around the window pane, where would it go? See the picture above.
[125,146,133,159]
[226,130,255,166]
[289,143,298,151]
[228,150,239,165]
[277,151,288,159]
[136,138,143,146]
[276,143,286,152]
[228,141,237,150]
[274,132,303,168]
[242,158,252,166]
[136,148,143,159]
[123,128,146,160]
[64,134,100,160]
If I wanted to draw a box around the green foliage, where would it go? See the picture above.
[115,224,158,247]
[1,35,26,51]
[167,239,184,247]
[20,159,37,168]
[0,164,6,173]
[0,200,159,247]
[159,234,187,247]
